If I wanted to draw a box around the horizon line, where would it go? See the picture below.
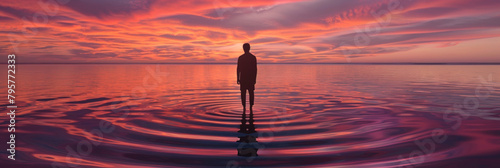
[10,62,500,65]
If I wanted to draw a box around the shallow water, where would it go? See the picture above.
[1,64,500,167]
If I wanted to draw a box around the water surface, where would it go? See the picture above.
[1,64,500,167]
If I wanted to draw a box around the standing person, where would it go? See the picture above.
[237,43,257,114]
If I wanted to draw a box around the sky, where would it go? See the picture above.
[1,0,500,63]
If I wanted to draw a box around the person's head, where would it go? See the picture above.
[243,43,250,53]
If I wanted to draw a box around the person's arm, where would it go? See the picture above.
[237,57,240,85]
[254,57,257,84]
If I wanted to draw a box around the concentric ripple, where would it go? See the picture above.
[2,64,500,168]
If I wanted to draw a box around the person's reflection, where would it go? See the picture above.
[236,110,259,157]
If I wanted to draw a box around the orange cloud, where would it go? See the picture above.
[1,0,500,63]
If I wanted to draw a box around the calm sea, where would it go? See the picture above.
[1,64,500,167]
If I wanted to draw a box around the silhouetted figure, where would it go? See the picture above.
[237,43,257,114]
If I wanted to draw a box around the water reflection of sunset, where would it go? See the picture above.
[2,0,500,63]
[2,64,499,167]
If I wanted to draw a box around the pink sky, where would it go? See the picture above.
[1,0,500,63]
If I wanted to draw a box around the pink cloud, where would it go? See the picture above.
[0,0,499,63]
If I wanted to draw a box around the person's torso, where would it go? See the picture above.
[238,53,257,83]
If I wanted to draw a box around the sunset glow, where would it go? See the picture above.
[1,0,500,63]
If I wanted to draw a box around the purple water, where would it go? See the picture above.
[1,64,500,167]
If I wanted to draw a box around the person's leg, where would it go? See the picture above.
[249,89,254,113]
[241,88,246,113]
[248,89,255,133]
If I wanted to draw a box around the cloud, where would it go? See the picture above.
[191,41,212,45]
[0,15,14,21]
[249,37,283,44]
[75,42,102,49]
[56,22,78,27]
[201,30,227,40]
[36,46,56,49]
[0,4,35,18]
[401,7,458,18]
[160,34,193,40]
[0,0,499,63]
[63,0,155,19]
[438,42,460,48]
[70,49,117,58]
